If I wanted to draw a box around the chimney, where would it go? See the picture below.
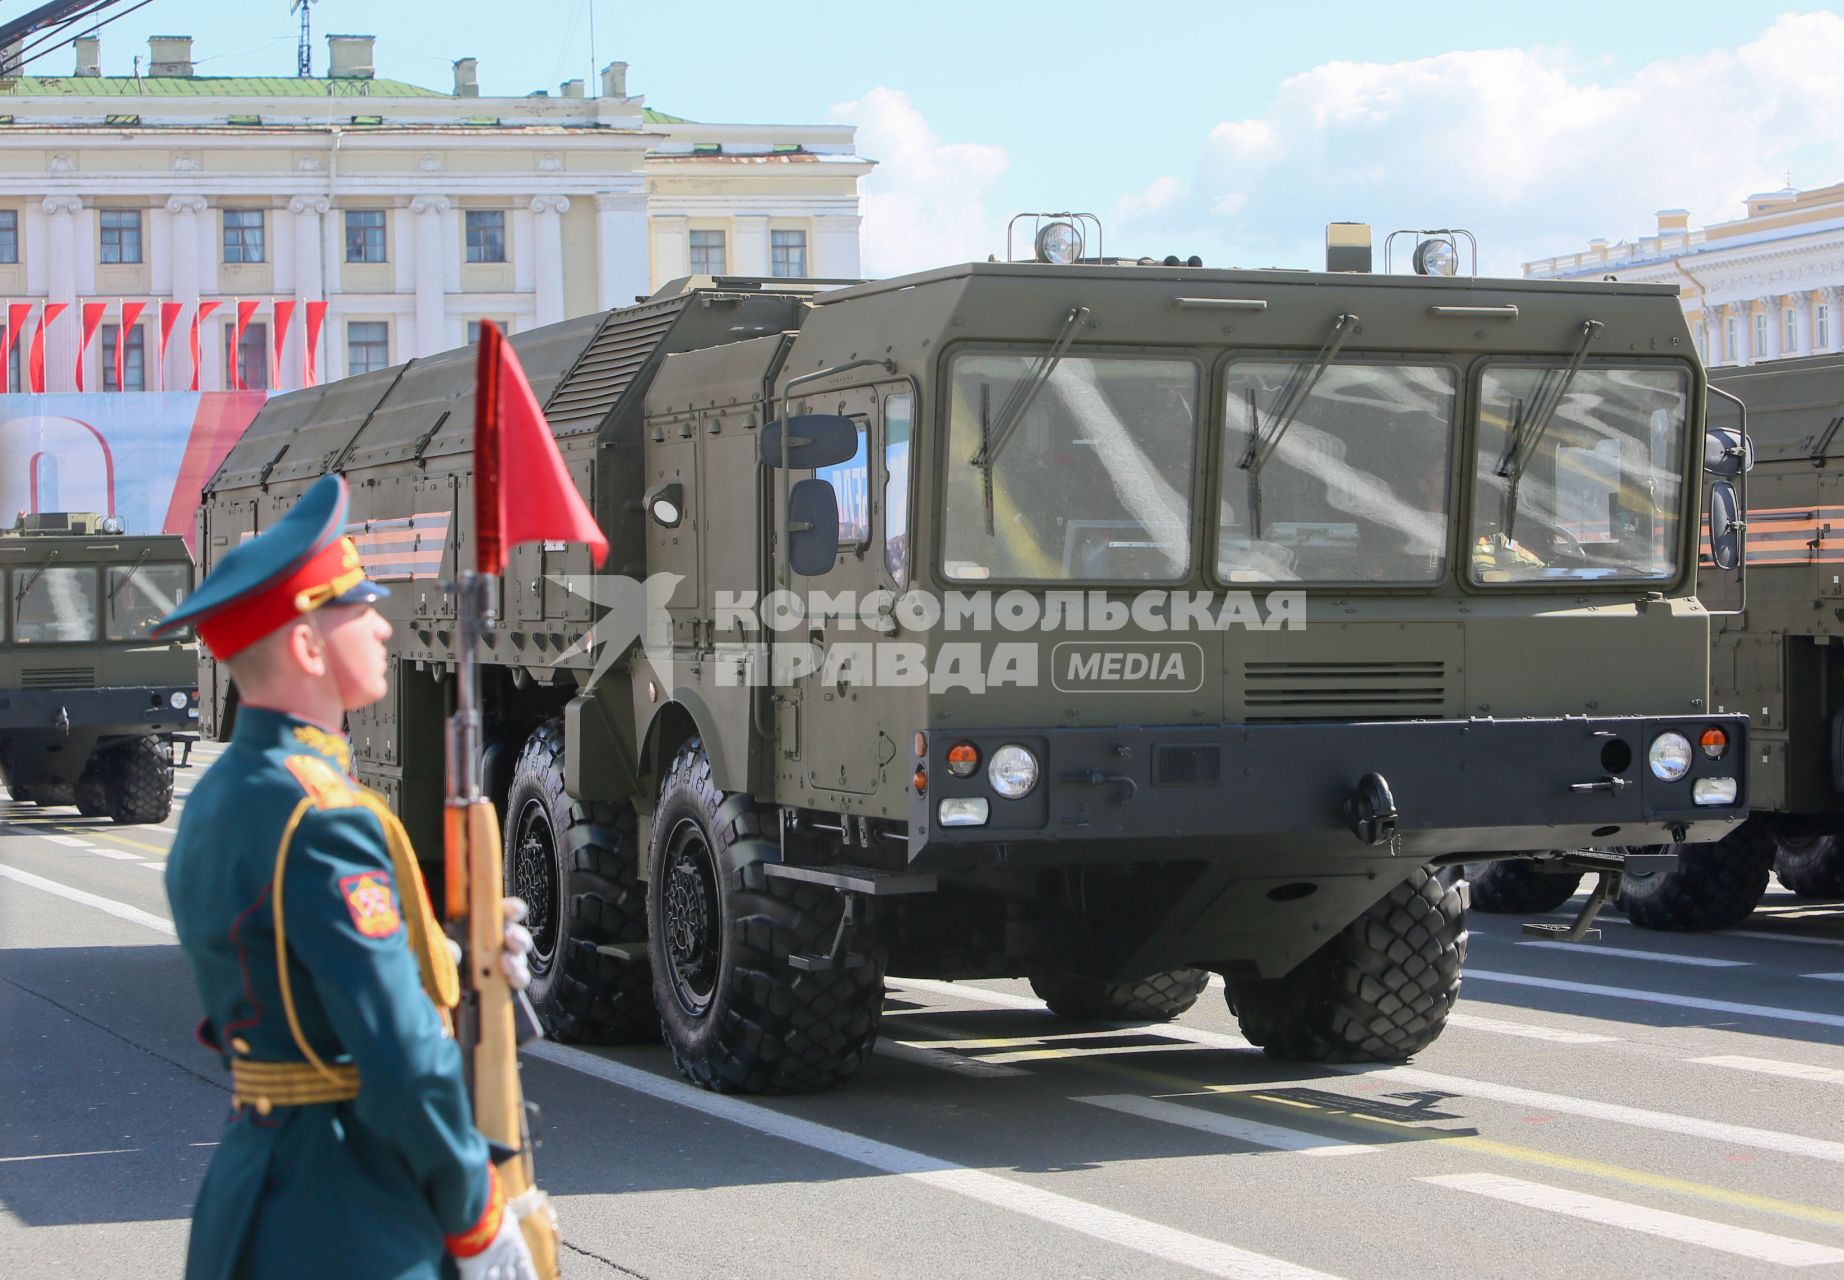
[148,35,194,77]
[74,35,101,77]
[327,34,375,80]
[1655,209,1690,235]
[600,61,627,99]
[453,57,478,97]
[560,78,584,99]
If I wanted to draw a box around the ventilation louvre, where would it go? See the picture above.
[1242,660,1446,721]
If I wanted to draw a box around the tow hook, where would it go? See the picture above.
[54,705,70,736]
[1345,772,1398,847]
[1068,769,1137,805]
[1568,775,1631,794]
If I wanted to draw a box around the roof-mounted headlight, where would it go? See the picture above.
[1034,221,1083,265]
[1412,237,1459,277]
[99,515,125,534]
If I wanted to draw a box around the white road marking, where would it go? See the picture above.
[42,834,93,848]
[1691,1056,1844,1087]
[84,847,142,862]
[0,1148,140,1164]
[1444,1012,1619,1044]
[889,980,1844,1165]
[1513,941,1749,968]
[1488,914,1844,951]
[134,862,167,872]
[1421,1172,1844,1266]
[528,1042,1345,1280]
[1465,968,1844,1030]
[1077,1094,1377,1157]
[879,1040,1031,1079]
[1802,973,1844,983]
[147,825,178,835]
[0,863,175,936]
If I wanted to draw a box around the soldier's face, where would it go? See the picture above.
[316,603,393,710]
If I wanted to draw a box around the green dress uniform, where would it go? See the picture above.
[158,476,506,1280]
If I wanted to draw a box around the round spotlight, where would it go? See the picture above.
[169,690,190,710]
[99,515,125,534]
[1034,221,1083,265]
[1647,732,1693,782]
[945,742,980,778]
[1412,238,1459,277]
[987,744,1040,799]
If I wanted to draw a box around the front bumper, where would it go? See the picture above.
[907,715,1748,869]
[0,685,198,736]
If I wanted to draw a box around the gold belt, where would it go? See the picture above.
[230,1059,361,1114]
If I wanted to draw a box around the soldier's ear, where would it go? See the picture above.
[284,617,330,679]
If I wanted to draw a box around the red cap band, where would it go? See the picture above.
[195,537,366,660]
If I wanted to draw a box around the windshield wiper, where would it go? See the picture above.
[1238,312,1359,537]
[972,306,1090,533]
[1494,318,1603,537]
[110,547,151,605]
[13,547,58,605]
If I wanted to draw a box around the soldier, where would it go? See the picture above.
[158,474,539,1280]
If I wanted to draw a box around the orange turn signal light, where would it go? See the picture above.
[912,766,928,795]
[1699,727,1728,759]
[946,742,980,777]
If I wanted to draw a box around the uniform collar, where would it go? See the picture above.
[233,704,355,777]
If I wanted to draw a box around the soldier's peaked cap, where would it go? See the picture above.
[155,473,390,659]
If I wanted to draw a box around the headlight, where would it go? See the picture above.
[988,744,1040,799]
[1647,732,1693,782]
[99,515,125,534]
[1692,777,1739,806]
[168,691,190,710]
[1699,727,1729,759]
[1034,221,1082,265]
[938,797,989,827]
[945,742,980,778]
[1412,238,1458,277]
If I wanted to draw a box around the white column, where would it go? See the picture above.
[1772,295,1792,360]
[43,197,81,392]
[1739,303,1758,365]
[165,196,207,391]
[1794,290,1816,358]
[289,197,329,388]
[410,195,451,356]
[529,196,570,327]
[595,192,649,308]
[1823,287,1844,354]
[812,214,863,279]
[650,214,687,290]
[732,214,769,278]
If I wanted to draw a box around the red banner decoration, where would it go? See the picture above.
[226,299,260,391]
[30,302,67,394]
[158,301,185,393]
[76,301,108,392]
[473,320,608,572]
[304,300,328,386]
[271,299,296,390]
[117,301,147,392]
[1,302,31,394]
[189,301,221,393]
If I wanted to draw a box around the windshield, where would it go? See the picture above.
[1218,361,1456,583]
[1470,365,1688,583]
[943,354,1197,582]
[13,566,99,643]
[109,563,189,640]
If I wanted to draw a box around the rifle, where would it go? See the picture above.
[444,324,565,1277]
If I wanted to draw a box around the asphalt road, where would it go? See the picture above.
[4,745,1843,1279]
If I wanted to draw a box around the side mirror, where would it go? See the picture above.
[761,415,859,469]
[1704,426,1754,477]
[1709,479,1742,570]
[786,478,841,576]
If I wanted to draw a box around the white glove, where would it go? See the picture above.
[454,1207,537,1280]
[500,897,534,991]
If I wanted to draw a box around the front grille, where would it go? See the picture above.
[1243,660,1446,721]
[20,666,96,689]
[1153,744,1221,787]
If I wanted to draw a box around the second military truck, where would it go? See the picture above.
[200,229,1748,1092]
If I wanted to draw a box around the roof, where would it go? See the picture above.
[642,107,692,124]
[3,75,447,98]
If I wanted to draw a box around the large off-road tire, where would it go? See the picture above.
[648,740,886,1094]
[1774,827,1844,900]
[1619,817,1776,931]
[27,783,75,807]
[1462,857,1583,914]
[102,736,172,825]
[1029,968,1211,1022]
[74,754,110,818]
[503,720,657,1044]
[1226,866,1467,1063]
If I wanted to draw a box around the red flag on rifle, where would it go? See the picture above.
[472,320,608,573]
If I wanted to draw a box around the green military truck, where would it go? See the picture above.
[0,512,196,824]
[199,226,1748,1092]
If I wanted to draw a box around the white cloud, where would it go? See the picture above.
[829,88,1008,277]
[1113,13,1844,276]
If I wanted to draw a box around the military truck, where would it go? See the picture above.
[199,224,1748,1093]
[0,512,196,824]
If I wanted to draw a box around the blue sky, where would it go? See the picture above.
[38,2,1844,276]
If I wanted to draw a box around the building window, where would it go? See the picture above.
[101,323,146,392]
[465,210,506,264]
[1819,304,1831,349]
[222,209,265,264]
[347,321,390,374]
[1784,308,1798,351]
[1753,311,1767,357]
[0,210,17,264]
[224,322,269,390]
[345,209,387,263]
[771,229,807,278]
[689,229,726,275]
[100,210,143,264]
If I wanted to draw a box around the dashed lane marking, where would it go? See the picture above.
[1420,1172,1844,1266]
[1803,973,1844,983]
[83,847,142,862]
[527,1042,1345,1280]
[1488,914,1844,951]
[55,827,169,856]
[0,1148,140,1164]
[0,863,174,936]
[41,834,93,848]
[1076,1094,1378,1157]
[1512,941,1750,968]
[134,862,167,872]
[1465,968,1844,1031]
[1691,1056,1844,1087]
[879,1040,1030,1079]
[1444,1012,1619,1044]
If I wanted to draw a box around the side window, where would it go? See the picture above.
[883,393,912,587]
[816,419,871,549]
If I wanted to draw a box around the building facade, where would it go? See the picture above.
[1522,183,1844,368]
[0,32,869,394]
